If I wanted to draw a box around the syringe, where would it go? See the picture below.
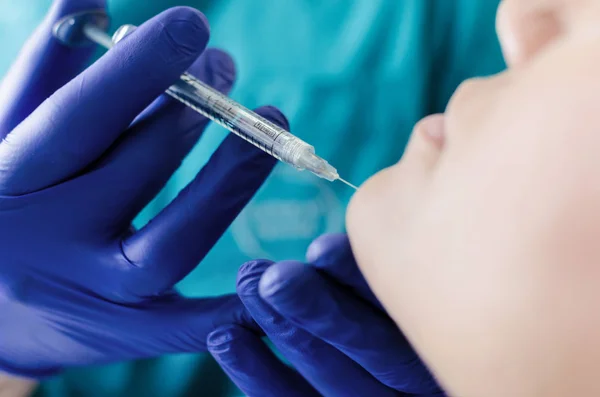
[52,10,357,190]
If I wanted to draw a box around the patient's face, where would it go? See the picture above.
[348,1,600,396]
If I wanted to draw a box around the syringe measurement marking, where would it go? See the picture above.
[204,95,274,154]
[210,95,279,154]
[253,120,283,153]
[176,76,292,160]
[168,90,270,152]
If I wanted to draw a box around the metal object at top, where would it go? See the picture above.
[52,9,110,47]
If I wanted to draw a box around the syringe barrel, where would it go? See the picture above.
[167,74,311,168]
[108,24,337,179]
[54,17,342,182]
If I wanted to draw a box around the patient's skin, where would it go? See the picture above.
[0,374,36,397]
[348,1,600,396]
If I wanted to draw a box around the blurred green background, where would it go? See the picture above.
[0,1,504,396]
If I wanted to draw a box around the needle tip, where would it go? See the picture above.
[338,178,358,190]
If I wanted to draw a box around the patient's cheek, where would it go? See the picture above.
[346,167,402,285]
[347,173,382,245]
[346,148,430,278]
[347,172,384,265]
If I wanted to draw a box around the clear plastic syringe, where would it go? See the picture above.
[55,14,357,189]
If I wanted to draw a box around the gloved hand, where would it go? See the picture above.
[0,0,287,378]
[207,234,445,397]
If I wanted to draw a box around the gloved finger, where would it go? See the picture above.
[147,294,262,353]
[208,325,319,397]
[9,293,263,374]
[0,0,106,139]
[237,260,398,397]
[120,107,283,296]
[306,233,382,309]
[73,48,235,229]
[0,7,209,196]
[73,295,259,364]
[259,260,442,394]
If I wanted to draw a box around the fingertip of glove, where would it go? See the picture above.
[188,49,236,93]
[162,6,210,32]
[258,260,307,300]
[237,260,273,296]
[207,324,249,357]
[306,233,351,264]
[205,49,236,85]
[155,7,210,58]
[206,325,254,364]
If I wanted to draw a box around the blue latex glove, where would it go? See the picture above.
[208,234,445,397]
[0,0,287,378]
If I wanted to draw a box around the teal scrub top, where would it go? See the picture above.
[0,0,505,395]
